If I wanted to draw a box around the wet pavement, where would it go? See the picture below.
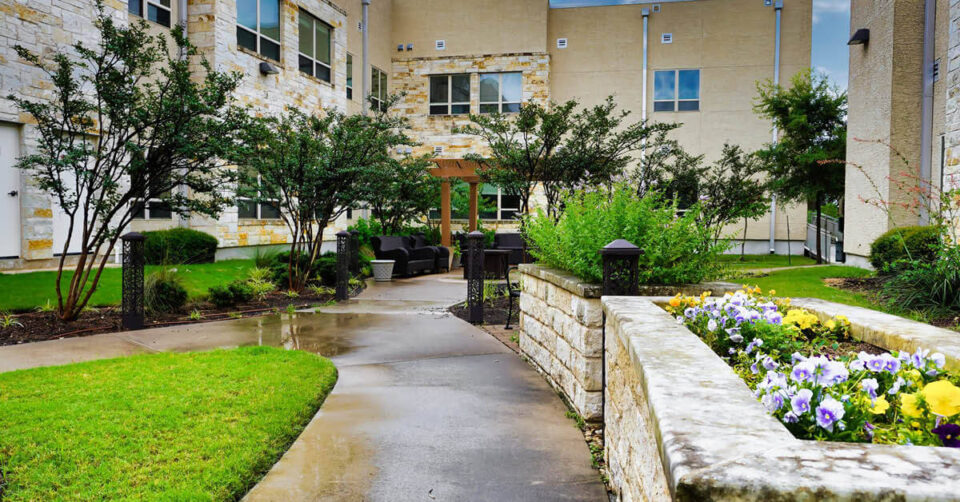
[0,272,607,501]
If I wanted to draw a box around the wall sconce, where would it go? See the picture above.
[259,62,280,75]
[406,43,413,51]
[848,29,869,46]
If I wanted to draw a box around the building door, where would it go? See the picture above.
[0,124,21,259]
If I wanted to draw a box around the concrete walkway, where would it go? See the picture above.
[0,273,606,501]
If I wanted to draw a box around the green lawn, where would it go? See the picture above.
[732,265,877,308]
[0,260,255,312]
[0,346,337,501]
[718,254,817,270]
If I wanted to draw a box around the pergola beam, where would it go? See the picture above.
[429,159,484,247]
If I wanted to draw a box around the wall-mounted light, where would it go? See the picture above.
[848,28,869,46]
[406,43,413,51]
[397,44,404,52]
[259,62,280,75]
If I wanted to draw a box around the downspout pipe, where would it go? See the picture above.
[920,0,936,224]
[768,0,782,254]
[639,8,650,169]
[362,0,371,116]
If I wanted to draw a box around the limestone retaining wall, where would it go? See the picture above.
[603,296,960,501]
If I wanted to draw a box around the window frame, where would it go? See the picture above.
[371,67,388,112]
[297,9,333,83]
[429,74,471,116]
[131,197,173,220]
[236,0,282,62]
[479,72,522,114]
[128,0,172,28]
[653,69,700,112]
[237,172,281,220]
[480,186,521,221]
[346,53,354,100]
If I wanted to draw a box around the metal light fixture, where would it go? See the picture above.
[848,28,869,46]
[259,62,280,75]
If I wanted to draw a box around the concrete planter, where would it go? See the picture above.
[516,263,736,422]
[602,296,960,501]
[371,260,395,282]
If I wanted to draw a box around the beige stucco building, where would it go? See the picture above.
[0,0,811,269]
[844,0,951,268]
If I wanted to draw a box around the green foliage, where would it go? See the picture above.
[246,267,276,301]
[349,217,441,246]
[207,280,254,309]
[869,225,940,272]
[525,187,727,285]
[270,251,338,288]
[449,181,496,219]
[144,269,188,314]
[7,2,244,320]
[458,97,678,220]
[0,313,23,329]
[233,96,418,291]
[143,228,218,265]
[367,156,440,234]
[253,247,280,268]
[0,347,336,500]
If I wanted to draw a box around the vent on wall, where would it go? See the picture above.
[661,33,673,44]
[357,21,362,31]
[557,38,568,49]
[435,40,446,51]
[434,146,443,155]
[653,4,661,12]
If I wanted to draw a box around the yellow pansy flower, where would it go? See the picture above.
[768,289,776,296]
[900,393,922,418]
[921,380,960,417]
[869,396,890,414]
[824,320,837,330]
[669,296,682,308]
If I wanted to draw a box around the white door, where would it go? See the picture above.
[53,173,85,256]
[0,124,21,258]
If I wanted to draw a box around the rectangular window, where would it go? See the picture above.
[346,53,354,100]
[128,0,172,27]
[132,195,173,220]
[654,69,700,112]
[298,10,332,82]
[479,185,521,221]
[371,67,388,112]
[238,170,281,220]
[429,74,470,115]
[479,73,521,114]
[237,0,281,62]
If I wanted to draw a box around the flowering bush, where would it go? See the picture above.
[666,289,960,447]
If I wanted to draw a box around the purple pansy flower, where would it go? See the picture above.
[932,423,960,448]
[815,396,845,432]
[791,388,813,415]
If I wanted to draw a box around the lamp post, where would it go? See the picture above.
[336,231,350,301]
[120,232,146,330]
[466,231,485,324]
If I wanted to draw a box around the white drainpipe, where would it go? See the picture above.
[768,0,783,254]
[362,0,371,116]
[919,0,936,224]
[639,7,650,168]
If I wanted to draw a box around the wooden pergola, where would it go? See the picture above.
[430,159,484,247]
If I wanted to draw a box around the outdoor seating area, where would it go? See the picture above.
[371,235,448,277]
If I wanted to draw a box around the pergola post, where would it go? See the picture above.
[468,182,478,232]
[440,180,452,247]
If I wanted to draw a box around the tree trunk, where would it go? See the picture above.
[815,191,823,264]
[740,219,748,260]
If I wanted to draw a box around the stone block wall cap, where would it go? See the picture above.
[120,232,146,241]
[599,239,642,256]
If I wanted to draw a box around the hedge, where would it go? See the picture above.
[143,228,219,265]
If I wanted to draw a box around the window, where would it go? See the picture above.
[346,53,354,99]
[131,197,172,220]
[298,10,332,82]
[237,0,281,62]
[371,67,388,112]
[429,75,470,115]
[480,185,521,221]
[128,0,171,27]
[238,170,281,220]
[654,69,700,112]
[479,73,521,114]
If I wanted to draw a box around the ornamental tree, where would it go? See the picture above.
[366,155,439,235]
[8,4,244,321]
[233,98,418,291]
[754,70,847,263]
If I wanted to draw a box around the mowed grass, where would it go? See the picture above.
[0,260,256,312]
[0,346,337,501]
[732,265,876,308]
[718,254,817,270]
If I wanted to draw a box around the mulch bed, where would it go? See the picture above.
[826,276,960,329]
[449,294,517,328]
[0,286,364,347]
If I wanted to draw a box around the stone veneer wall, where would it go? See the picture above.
[604,296,960,501]
[945,0,960,189]
[392,53,550,158]
[517,263,736,422]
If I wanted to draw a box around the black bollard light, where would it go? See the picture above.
[466,231,485,324]
[121,232,146,330]
[336,231,350,301]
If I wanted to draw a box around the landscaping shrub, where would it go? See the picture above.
[524,187,727,285]
[144,228,219,265]
[208,280,253,309]
[144,269,188,313]
[869,225,939,272]
[271,251,338,288]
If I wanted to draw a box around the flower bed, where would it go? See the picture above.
[665,289,960,448]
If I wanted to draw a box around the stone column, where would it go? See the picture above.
[441,180,451,247]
